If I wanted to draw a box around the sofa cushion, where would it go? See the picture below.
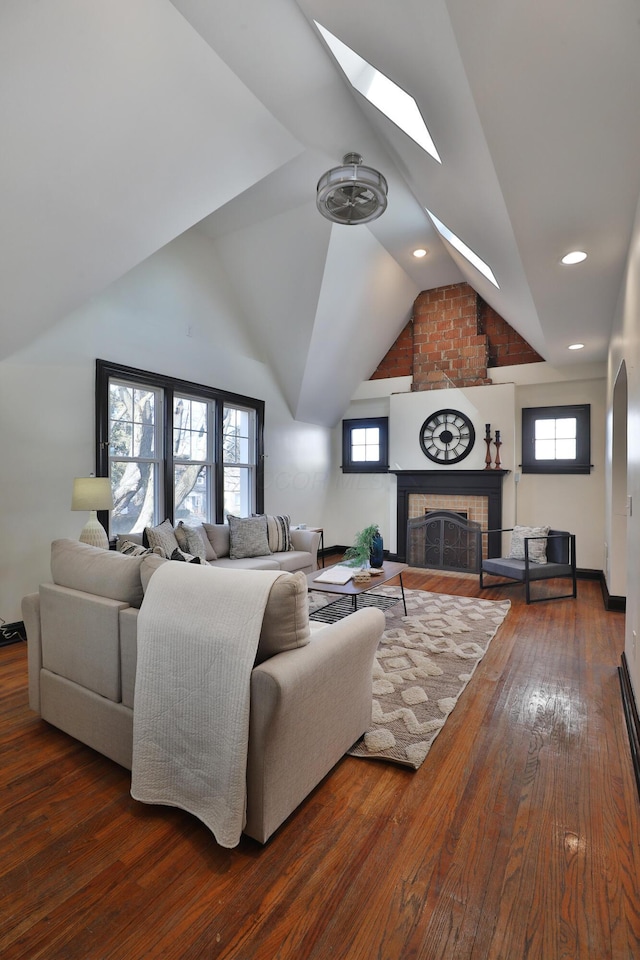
[202,522,227,559]
[271,550,313,573]
[228,515,271,559]
[174,521,209,561]
[51,539,145,608]
[138,558,310,664]
[257,571,311,664]
[145,519,180,558]
[508,525,550,563]
[211,557,280,571]
[140,553,168,593]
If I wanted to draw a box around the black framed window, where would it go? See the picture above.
[521,404,591,475]
[96,360,264,535]
[342,417,389,473]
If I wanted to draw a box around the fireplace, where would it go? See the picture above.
[393,470,508,564]
[407,510,482,573]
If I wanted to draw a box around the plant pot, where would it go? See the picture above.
[369,531,384,568]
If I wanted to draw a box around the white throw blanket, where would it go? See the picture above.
[131,561,284,848]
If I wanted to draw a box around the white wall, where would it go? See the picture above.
[606,186,640,702]
[514,376,606,571]
[328,365,605,568]
[0,230,332,623]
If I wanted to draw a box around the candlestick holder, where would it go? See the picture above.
[484,436,493,469]
[493,434,502,470]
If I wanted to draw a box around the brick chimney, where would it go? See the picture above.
[370,282,542,389]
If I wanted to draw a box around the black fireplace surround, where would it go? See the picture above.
[393,470,509,563]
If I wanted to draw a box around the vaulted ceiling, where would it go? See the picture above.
[2,1,640,426]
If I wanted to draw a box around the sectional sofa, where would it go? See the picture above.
[22,539,384,843]
[116,516,321,574]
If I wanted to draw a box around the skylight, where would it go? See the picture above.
[427,210,500,288]
[314,21,441,164]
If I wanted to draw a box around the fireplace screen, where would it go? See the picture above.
[407,510,481,573]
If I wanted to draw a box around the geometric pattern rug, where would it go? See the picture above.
[311,586,511,770]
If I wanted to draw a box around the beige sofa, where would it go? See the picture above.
[22,539,384,843]
[117,521,321,574]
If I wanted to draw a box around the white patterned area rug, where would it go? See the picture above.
[311,586,511,770]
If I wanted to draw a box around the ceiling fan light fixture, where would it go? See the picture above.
[316,153,388,225]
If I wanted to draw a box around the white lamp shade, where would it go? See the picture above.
[71,477,114,511]
[71,477,113,550]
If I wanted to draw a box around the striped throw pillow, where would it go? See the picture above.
[255,514,293,553]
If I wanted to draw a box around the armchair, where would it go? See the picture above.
[479,528,577,604]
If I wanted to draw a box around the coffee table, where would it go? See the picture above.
[307,560,408,622]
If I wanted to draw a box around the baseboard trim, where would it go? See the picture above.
[619,652,640,804]
[0,620,26,646]
[600,574,626,612]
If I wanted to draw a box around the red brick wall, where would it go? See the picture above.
[370,320,414,379]
[370,282,541,388]
[412,283,490,391]
[479,299,543,366]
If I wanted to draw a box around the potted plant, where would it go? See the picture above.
[343,524,384,569]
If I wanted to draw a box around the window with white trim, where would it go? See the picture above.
[108,379,163,535]
[222,404,257,518]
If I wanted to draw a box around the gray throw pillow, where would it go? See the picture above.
[227,515,271,559]
[145,519,180,559]
[174,521,208,560]
[508,524,550,563]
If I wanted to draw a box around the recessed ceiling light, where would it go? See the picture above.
[413,248,427,258]
[568,343,585,350]
[561,251,587,265]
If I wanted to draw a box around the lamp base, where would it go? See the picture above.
[79,512,109,550]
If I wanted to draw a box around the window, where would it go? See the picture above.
[222,404,257,518]
[173,395,214,525]
[521,404,591,475]
[108,379,163,535]
[96,360,264,534]
[342,417,389,473]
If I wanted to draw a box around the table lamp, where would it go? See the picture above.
[71,476,114,549]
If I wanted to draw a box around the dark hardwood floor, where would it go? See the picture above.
[2,567,638,959]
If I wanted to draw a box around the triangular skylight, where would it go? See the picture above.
[314,22,441,164]
[427,210,500,288]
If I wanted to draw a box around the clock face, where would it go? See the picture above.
[419,409,476,464]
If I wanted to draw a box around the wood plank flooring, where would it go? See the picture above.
[1,570,638,959]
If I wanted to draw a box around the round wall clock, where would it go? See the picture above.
[419,409,476,464]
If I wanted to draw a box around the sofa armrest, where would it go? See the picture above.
[245,606,384,843]
[22,592,42,713]
[289,529,321,568]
